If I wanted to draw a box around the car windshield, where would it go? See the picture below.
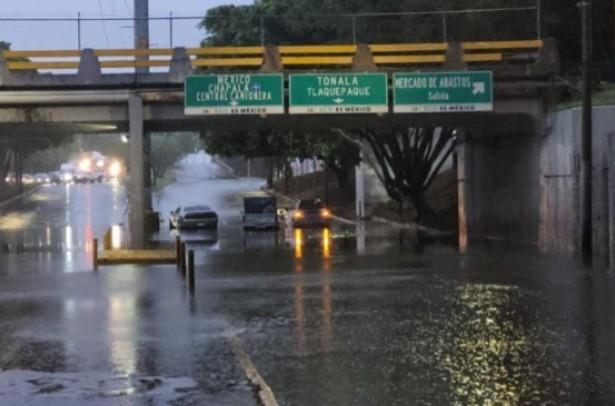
[244,197,276,214]
[298,200,323,210]
[185,206,211,213]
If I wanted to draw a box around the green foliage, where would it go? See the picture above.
[202,129,359,188]
[200,0,614,65]
[199,5,263,46]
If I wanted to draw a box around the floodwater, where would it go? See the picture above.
[0,155,614,405]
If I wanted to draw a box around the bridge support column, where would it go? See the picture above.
[129,93,146,249]
[609,134,615,269]
[0,51,11,86]
[355,151,366,219]
[457,134,473,253]
[143,132,153,212]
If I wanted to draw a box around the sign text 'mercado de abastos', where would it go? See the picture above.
[393,71,493,113]
[185,74,284,115]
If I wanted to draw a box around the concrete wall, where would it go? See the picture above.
[465,133,542,246]
[540,106,615,266]
[539,109,580,254]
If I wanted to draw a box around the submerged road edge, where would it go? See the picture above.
[230,336,279,406]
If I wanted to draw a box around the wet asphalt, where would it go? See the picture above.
[0,174,615,405]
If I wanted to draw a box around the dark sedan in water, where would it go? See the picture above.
[169,206,218,230]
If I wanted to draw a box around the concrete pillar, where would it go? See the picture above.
[134,0,149,74]
[77,49,101,84]
[351,44,377,72]
[355,151,366,219]
[129,93,146,248]
[0,51,11,86]
[143,132,153,212]
[169,47,192,82]
[609,134,615,269]
[457,134,473,253]
[261,45,283,72]
[444,42,467,70]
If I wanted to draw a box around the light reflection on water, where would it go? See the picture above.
[0,183,126,261]
[108,295,138,375]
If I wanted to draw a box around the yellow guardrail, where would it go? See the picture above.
[2,40,542,71]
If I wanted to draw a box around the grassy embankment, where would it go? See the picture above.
[558,83,615,110]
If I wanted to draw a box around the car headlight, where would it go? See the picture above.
[294,210,304,219]
[321,209,331,217]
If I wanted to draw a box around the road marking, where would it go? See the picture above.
[230,336,279,406]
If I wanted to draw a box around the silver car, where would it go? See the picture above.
[169,206,218,230]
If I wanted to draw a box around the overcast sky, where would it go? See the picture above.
[0,0,252,50]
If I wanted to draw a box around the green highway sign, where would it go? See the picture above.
[289,73,388,114]
[185,74,284,115]
[393,71,493,113]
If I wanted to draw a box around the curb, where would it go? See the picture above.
[230,337,279,406]
[0,185,42,208]
[371,215,457,236]
[371,215,418,230]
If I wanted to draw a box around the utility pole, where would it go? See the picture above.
[580,0,593,265]
[134,0,149,73]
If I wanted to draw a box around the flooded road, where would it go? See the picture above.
[0,171,614,404]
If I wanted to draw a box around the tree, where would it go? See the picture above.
[358,127,457,222]
[304,131,360,191]
[200,0,613,69]
[150,133,201,184]
[199,5,263,46]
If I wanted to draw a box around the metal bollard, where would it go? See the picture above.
[188,249,195,295]
[180,242,187,277]
[93,238,98,271]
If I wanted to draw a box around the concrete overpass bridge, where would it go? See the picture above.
[0,40,563,251]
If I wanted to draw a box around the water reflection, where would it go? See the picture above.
[293,283,306,354]
[111,225,123,250]
[323,228,331,259]
[292,230,336,355]
[108,295,138,375]
[438,284,541,404]
[294,229,303,259]
[356,221,366,255]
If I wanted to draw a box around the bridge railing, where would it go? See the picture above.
[0,6,541,50]
[2,40,547,73]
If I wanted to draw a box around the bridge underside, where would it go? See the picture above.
[0,109,534,135]
[0,89,545,250]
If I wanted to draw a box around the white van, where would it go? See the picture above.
[243,195,279,230]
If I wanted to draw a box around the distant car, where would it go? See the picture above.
[243,195,279,230]
[49,172,62,184]
[292,199,332,228]
[74,171,103,183]
[33,173,51,184]
[21,174,34,185]
[169,206,218,230]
